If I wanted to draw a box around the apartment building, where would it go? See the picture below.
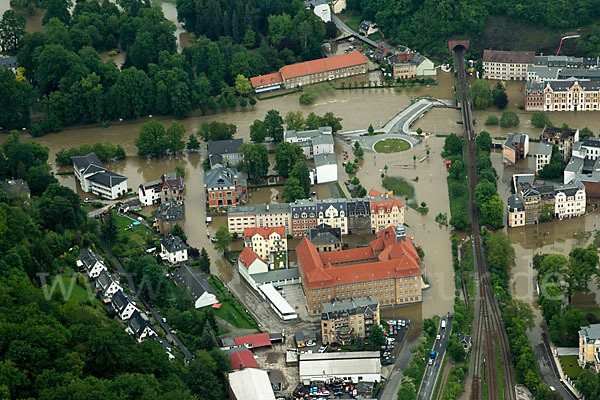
[72,153,128,200]
[538,80,600,112]
[291,199,318,237]
[572,138,600,161]
[524,81,545,111]
[369,190,405,233]
[387,52,436,80]
[507,194,525,227]
[227,204,292,235]
[317,199,348,235]
[554,181,586,219]
[284,127,334,159]
[243,226,287,262]
[154,202,184,235]
[482,50,535,80]
[321,297,380,345]
[541,126,579,161]
[533,141,553,173]
[347,198,371,235]
[297,224,422,315]
[502,133,529,165]
[203,167,247,208]
[138,173,184,206]
[520,183,555,224]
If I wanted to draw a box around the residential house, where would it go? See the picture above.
[524,81,545,111]
[227,203,292,235]
[284,127,334,159]
[160,234,188,264]
[243,226,287,262]
[347,198,371,234]
[297,224,422,315]
[579,323,600,370]
[138,173,184,206]
[0,56,18,74]
[314,153,338,184]
[207,138,243,168]
[307,0,331,23]
[96,270,122,298]
[331,0,346,13]
[72,153,128,200]
[228,368,276,400]
[460,335,472,353]
[111,290,138,320]
[521,183,555,224]
[321,297,380,345]
[291,199,318,237]
[154,202,184,235]
[77,248,107,278]
[308,223,343,253]
[173,265,218,308]
[507,194,525,227]
[359,20,378,36]
[533,141,553,173]
[369,189,405,233]
[388,52,436,80]
[482,49,535,80]
[541,126,579,161]
[249,72,284,94]
[238,247,269,289]
[554,180,586,220]
[203,167,247,208]
[127,310,156,343]
[573,138,600,161]
[1,179,30,199]
[503,133,529,165]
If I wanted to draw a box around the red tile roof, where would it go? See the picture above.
[234,333,272,348]
[244,226,286,240]
[238,247,260,269]
[250,72,283,88]
[297,230,421,290]
[229,350,258,370]
[279,52,368,80]
[482,49,534,64]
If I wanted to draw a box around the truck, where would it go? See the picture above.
[441,319,446,329]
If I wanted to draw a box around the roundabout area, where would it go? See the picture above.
[373,138,412,153]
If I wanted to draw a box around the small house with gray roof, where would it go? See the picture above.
[77,248,107,278]
[160,234,188,264]
[308,223,342,252]
[314,153,338,184]
[72,152,128,200]
[1,179,30,199]
[173,265,218,308]
[207,138,243,168]
[203,167,247,208]
[154,202,184,235]
[126,310,156,342]
[111,290,138,320]
[284,127,334,159]
[96,270,122,298]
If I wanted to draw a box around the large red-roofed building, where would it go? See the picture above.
[234,333,272,349]
[250,52,368,94]
[243,226,287,262]
[229,350,259,370]
[297,224,422,315]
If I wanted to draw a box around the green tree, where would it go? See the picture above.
[480,195,504,229]
[448,159,464,180]
[25,165,57,196]
[318,112,343,132]
[0,10,26,56]
[274,142,304,177]
[538,145,564,179]
[172,224,187,242]
[447,335,465,361]
[174,165,185,179]
[249,120,267,143]
[282,177,305,202]
[41,0,72,25]
[567,245,599,295]
[102,210,118,244]
[470,79,492,109]
[367,324,386,350]
[443,133,462,156]
[243,29,256,48]
[214,226,231,254]
[475,131,492,152]
[290,161,311,198]
[199,247,210,273]
[234,74,252,96]
[495,91,508,109]
[367,124,374,135]
[580,127,594,138]
[284,110,305,131]
[485,115,499,125]
[299,92,316,105]
[239,143,269,183]
[165,121,186,153]
[500,110,520,127]
[0,69,33,130]
[474,180,495,206]
[136,120,168,157]
[198,121,236,142]
[264,109,284,142]
[397,382,417,400]
[575,370,597,399]
[531,111,551,128]
[305,112,320,129]
[187,134,200,150]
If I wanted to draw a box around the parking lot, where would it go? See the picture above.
[280,284,314,321]
[254,343,299,394]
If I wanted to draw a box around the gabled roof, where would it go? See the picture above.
[234,333,272,348]
[128,310,153,337]
[250,72,283,88]
[79,248,104,269]
[238,247,262,268]
[173,265,216,300]
[111,290,135,313]
[308,223,342,245]
[87,170,127,188]
[161,234,187,253]
[71,153,104,171]
[156,202,184,221]
[483,49,534,64]
[97,270,118,291]
[203,167,241,189]
[229,350,258,370]
[207,139,243,155]
[140,173,183,193]
[279,52,368,80]
[244,226,286,240]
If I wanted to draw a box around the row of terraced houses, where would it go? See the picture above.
[227,190,404,237]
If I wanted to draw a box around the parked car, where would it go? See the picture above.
[281,291,286,298]
[318,345,328,353]
[436,334,441,340]
[306,340,316,347]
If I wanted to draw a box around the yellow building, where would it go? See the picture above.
[321,297,380,345]
[579,324,600,370]
[243,226,287,263]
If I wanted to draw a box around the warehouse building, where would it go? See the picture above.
[299,351,381,384]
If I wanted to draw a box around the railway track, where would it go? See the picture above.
[452,46,517,400]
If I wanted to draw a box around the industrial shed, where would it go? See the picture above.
[298,351,381,384]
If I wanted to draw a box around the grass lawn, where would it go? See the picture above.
[271,252,287,269]
[368,32,383,41]
[559,355,583,379]
[47,273,98,304]
[208,275,257,329]
[383,176,416,205]
[574,306,600,320]
[114,214,155,248]
[339,12,362,32]
[374,138,411,153]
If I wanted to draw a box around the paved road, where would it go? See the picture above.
[380,331,419,400]
[98,228,194,361]
[330,14,378,48]
[535,332,577,399]
[418,318,451,400]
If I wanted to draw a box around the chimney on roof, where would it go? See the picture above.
[395,223,406,242]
